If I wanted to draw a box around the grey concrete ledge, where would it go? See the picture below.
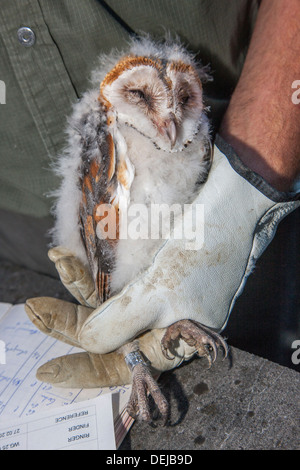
[120,347,300,450]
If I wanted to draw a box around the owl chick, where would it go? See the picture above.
[53,36,227,422]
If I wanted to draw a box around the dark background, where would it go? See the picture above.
[225,207,300,372]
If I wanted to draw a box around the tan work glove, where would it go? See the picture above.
[25,246,198,389]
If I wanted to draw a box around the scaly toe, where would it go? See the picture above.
[126,362,168,424]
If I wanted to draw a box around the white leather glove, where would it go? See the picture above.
[25,248,198,388]
[78,135,300,354]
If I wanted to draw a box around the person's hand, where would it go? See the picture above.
[25,246,198,390]
[26,137,299,360]
[75,137,299,353]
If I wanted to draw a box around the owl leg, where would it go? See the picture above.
[161,320,228,369]
[121,341,168,424]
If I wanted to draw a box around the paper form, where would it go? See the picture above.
[0,303,133,448]
[0,393,115,450]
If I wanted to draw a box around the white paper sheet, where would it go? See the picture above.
[0,393,115,450]
[0,302,133,449]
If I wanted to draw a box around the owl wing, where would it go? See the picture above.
[78,107,134,304]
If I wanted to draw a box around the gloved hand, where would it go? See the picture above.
[25,247,198,389]
[74,135,299,354]
[26,134,299,367]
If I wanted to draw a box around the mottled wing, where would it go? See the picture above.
[77,107,120,304]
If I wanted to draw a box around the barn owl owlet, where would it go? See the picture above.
[52,36,227,422]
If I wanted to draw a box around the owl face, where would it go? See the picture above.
[100,55,205,152]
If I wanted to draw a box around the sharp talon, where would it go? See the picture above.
[207,341,217,363]
[161,346,175,361]
[196,322,229,358]
[161,336,176,361]
[221,338,229,360]
[205,353,213,370]
[222,346,229,360]
[162,319,228,370]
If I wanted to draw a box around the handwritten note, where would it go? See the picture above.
[0,303,133,448]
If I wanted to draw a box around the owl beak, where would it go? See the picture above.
[165,118,177,149]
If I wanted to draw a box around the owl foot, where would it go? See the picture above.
[161,319,228,369]
[124,348,168,424]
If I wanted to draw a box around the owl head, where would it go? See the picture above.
[98,36,210,152]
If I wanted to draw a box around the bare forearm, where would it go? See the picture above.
[219,0,300,191]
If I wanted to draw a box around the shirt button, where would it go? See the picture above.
[17,27,36,47]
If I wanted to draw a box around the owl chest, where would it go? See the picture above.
[120,125,199,208]
[91,125,205,293]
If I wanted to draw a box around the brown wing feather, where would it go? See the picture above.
[78,124,119,304]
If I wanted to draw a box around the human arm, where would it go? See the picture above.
[219,0,300,191]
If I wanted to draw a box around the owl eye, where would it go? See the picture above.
[177,84,191,107]
[127,88,154,110]
[179,93,190,106]
[128,89,146,100]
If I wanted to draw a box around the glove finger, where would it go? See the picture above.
[25,297,92,347]
[78,283,166,354]
[35,329,198,388]
[48,246,99,308]
[36,351,132,388]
